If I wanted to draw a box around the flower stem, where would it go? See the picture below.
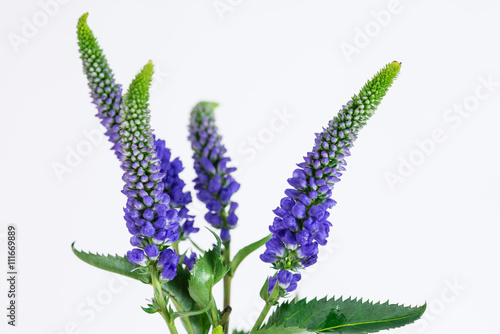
[249,302,273,334]
[210,299,220,327]
[151,266,179,334]
[172,241,179,254]
[250,280,280,334]
[163,288,196,334]
[223,241,232,334]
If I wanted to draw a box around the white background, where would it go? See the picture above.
[1,0,499,333]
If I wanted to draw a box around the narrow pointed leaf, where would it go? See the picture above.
[230,234,271,275]
[71,242,150,283]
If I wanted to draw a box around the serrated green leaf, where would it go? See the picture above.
[71,242,150,283]
[257,326,312,334]
[230,234,271,276]
[163,264,211,334]
[188,229,229,309]
[265,296,425,333]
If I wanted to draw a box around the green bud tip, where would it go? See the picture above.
[125,61,155,106]
[191,101,220,122]
[77,13,90,33]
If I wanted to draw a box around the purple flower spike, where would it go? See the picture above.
[118,62,180,281]
[261,62,402,292]
[188,102,240,242]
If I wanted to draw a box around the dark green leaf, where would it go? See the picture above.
[230,234,271,276]
[265,296,426,333]
[188,229,229,309]
[233,331,249,334]
[163,264,211,334]
[257,326,311,334]
[71,242,150,284]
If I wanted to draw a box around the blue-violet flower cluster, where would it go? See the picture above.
[268,270,302,296]
[188,102,240,243]
[155,138,199,240]
[77,15,199,253]
[261,62,401,293]
[119,61,180,281]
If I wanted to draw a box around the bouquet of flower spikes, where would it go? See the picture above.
[72,13,426,334]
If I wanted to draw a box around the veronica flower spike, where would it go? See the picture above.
[260,61,402,299]
[188,102,240,243]
[77,14,198,249]
[77,13,123,158]
[118,61,183,332]
[120,61,180,279]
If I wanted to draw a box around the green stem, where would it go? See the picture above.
[210,299,220,327]
[151,266,179,334]
[223,242,232,308]
[250,280,280,334]
[223,241,232,334]
[249,302,273,334]
[172,241,179,254]
[163,289,196,334]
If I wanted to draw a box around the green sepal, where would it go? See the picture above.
[230,234,271,276]
[188,229,229,309]
[259,277,270,301]
[162,264,211,334]
[141,303,159,314]
[141,307,157,314]
[259,277,280,305]
[71,242,151,284]
[264,296,426,333]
